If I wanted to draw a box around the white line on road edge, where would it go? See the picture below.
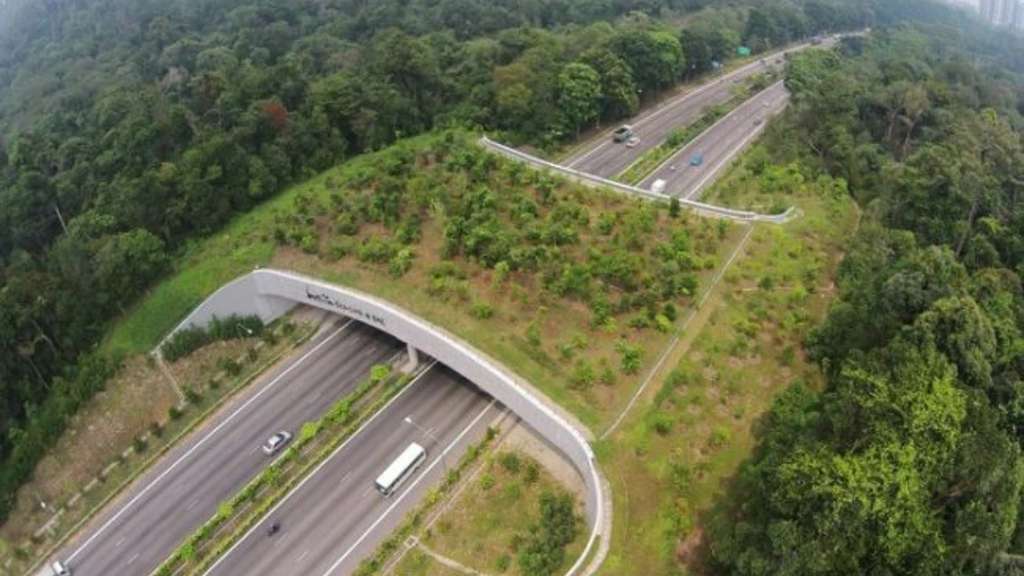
[200,361,438,576]
[601,224,756,439]
[319,399,497,576]
[65,320,354,564]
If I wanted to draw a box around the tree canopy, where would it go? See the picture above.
[710,7,1024,574]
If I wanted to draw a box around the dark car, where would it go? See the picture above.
[612,125,634,143]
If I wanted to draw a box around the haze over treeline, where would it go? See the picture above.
[1,9,1023,576]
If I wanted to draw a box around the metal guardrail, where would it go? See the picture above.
[480,137,796,224]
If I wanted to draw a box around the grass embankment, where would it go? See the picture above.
[2,319,315,574]
[617,72,780,186]
[392,450,582,576]
[596,142,859,574]
[100,130,742,431]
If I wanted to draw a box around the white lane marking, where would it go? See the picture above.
[66,320,353,563]
[126,553,140,566]
[640,80,786,188]
[200,362,438,576]
[683,102,780,201]
[565,140,610,168]
[185,498,200,512]
[114,537,125,548]
[298,550,310,562]
[319,399,496,576]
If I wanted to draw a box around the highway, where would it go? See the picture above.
[203,364,497,576]
[639,80,790,200]
[52,319,404,576]
[564,38,836,179]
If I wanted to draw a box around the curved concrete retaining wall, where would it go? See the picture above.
[162,268,609,575]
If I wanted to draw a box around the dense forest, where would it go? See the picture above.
[0,0,878,519]
[707,16,1024,576]
[4,0,1024,570]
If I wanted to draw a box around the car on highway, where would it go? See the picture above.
[262,431,292,455]
[612,125,634,142]
[625,136,640,148]
[690,153,704,167]
[48,560,71,576]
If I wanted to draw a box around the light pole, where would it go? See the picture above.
[404,415,448,471]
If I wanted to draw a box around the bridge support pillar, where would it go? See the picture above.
[402,344,420,373]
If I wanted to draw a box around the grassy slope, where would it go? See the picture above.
[597,142,859,574]
[394,450,583,576]
[100,131,735,429]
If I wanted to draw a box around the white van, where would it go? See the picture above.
[375,443,427,496]
[650,179,667,195]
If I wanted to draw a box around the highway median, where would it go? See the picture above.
[153,362,419,576]
[617,71,781,187]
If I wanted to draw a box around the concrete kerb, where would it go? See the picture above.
[479,136,792,225]
[161,268,611,576]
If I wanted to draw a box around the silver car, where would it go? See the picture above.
[262,431,292,456]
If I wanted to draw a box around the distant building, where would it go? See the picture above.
[980,0,1024,31]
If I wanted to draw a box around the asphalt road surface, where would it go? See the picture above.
[564,38,836,179]
[639,80,790,200]
[52,318,404,576]
[203,364,497,576]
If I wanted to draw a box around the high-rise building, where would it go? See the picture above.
[981,0,997,20]
[980,0,1024,31]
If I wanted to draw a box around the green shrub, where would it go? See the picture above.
[161,315,265,361]
[370,364,392,384]
[517,492,578,576]
[570,359,595,390]
[617,341,642,374]
[524,461,540,484]
[218,357,243,377]
[168,405,184,420]
[526,321,541,348]
[184,387,202,404]
[133,436,149,453]
[300,234,319,254]
[480,473,496,491]
[499,452,522,474]
[388,248,415,278]
[471,302,495,319]
[708,427,731,449]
